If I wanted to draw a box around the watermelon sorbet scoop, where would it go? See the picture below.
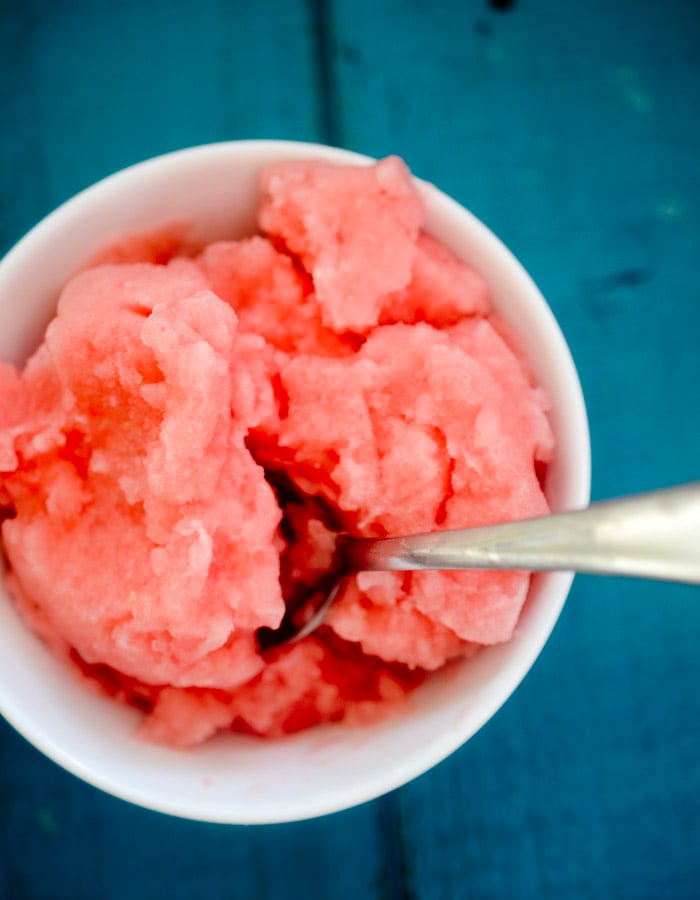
[0,157,554,747]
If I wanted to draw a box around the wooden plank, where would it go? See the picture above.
[0,717,386,899]
[331,0,700,897]
[0,0,322,251]
[0,2,387,898]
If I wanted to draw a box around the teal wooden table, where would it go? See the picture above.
[1,2,698,897]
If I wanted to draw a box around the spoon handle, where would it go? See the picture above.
[344,483,700,584]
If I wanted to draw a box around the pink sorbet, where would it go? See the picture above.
[0,157,553,746]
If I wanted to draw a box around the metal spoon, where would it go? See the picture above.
[256,482,700,651]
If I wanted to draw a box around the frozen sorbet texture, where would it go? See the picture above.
[0,157,553,746]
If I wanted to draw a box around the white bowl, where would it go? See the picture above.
[0,141,590,824]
